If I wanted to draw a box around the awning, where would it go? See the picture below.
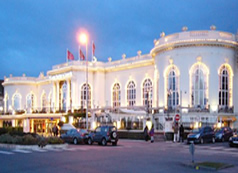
[119,109,146,114]
[218,115,237,122]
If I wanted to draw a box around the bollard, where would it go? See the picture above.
[189,141,195,163]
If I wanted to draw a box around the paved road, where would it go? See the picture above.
[0,140,237,173]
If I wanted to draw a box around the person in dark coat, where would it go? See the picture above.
[149,125,155,143]
[144,126,149,141]
[179,124,184,142]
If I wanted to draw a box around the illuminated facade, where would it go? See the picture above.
[1,27,238,133]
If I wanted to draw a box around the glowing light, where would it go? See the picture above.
[78,33,88,44]
[61,117,66,123]
[146,120,152,130]
[91,121,96,130]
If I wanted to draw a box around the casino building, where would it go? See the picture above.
[1,26,238,134]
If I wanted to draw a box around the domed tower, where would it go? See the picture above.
[150,27,238,128]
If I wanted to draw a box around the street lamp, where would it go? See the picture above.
[79,32,89,130]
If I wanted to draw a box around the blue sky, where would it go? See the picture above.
[0,0,238,78]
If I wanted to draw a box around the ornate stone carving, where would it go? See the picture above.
[122,54,126,60]
[182,26,188,31]
[108,57,112,62]
[210,25,216,30]
[137,50,142,56]
[160,32,165,38]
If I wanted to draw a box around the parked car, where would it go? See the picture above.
[187,126,215,144]
[215,127,233,142]
[229,131,238,147]
[87,125,118,146]
[60,129,89,145]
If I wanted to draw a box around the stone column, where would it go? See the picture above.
[66,79,71,112]
[56,81,60,111]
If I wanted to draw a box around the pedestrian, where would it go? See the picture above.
[52,125,57,136]
[173,122,179,142]
[179,124,184,143]
[144,125,149,141]
[149,125,155,143]
[55,125,59,137]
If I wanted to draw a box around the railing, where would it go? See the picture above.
[218,106,234,113]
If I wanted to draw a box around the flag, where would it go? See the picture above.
[67,50,74,60]
[92,42,95,56]
[80,49,85,60]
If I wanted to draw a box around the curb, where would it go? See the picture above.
[0,143,68,150]
[181,162,234,171]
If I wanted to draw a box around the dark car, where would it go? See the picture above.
[215,127,233,142]
[187,126,215,144]
[60,129,88,145]
[87,125,118,146]
[229,131,238,147]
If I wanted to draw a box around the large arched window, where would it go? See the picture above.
[127,81,136,106]
[62,82,67,111]
[219,65,232,107]
[81,83,91,109]
[167,70,179,108]
[142,79,153,108]
[191,64,208,108]
[41,92,47,111]
[13,93,21,110]
[112,83,121,108]
[27,93,35,110]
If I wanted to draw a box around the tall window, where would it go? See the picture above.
[81,83,91,108]
[167,70,179,108]
[127,81,136,106]
[113,83,121,108]
[41,93,47,111]
[13,93,21,110]
[62,82,67,111]
[143,79,152,108]
[219,66,229,107]
[191,65,208,108]
[27,93,34,109]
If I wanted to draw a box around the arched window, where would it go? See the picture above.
[142,79,152,108]
[27,93,34,109]
[4,94,9,112]
[62,82,67,111]
[112,83,121,108]
[81,83,91,108]
[127,81,136,106]
[191,64,208,108]
[13,93,21,110]
[219,66,230,107]
[167,70,179,108]
[41,92,47,111]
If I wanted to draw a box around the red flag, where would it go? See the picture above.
[92,42,95,56]
[67,50,74,60]
[80,49,85,60]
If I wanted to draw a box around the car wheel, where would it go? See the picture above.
[200,138,204,144]
[212,137,215,144]
[101,138,107,146]
[221,137,225,142]
[112,132,117,138]
[88,138,93,145]
[73,138,78,145]
[112,142,117,146]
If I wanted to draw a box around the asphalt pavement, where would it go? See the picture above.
[0,140,237,173]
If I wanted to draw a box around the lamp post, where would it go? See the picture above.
[79,33,89,130]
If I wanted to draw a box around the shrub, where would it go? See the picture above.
[0,134,14,144]
[21,135,39,145]
[47,137,64,144]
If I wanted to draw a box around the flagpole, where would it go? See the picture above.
[92,41,94,62]
[66,48,68,63]
[78,46,80,61]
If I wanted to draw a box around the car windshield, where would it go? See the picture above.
[215,128,223,133]
[192,128,202,133]
[79,129,88,133]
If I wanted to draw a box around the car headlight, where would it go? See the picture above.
[229,137,232,141]
[195,134,200,139]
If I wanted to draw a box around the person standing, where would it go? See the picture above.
[179,124,184,143]
[150,125,155,143]
[144,125,149,141]
[173,122,179,142]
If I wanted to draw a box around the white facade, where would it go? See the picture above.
[1,28,238,133]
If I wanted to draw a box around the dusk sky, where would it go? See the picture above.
[0,0,238,78]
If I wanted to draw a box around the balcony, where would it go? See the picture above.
[188,105,210,113]
[218,106,234,113]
